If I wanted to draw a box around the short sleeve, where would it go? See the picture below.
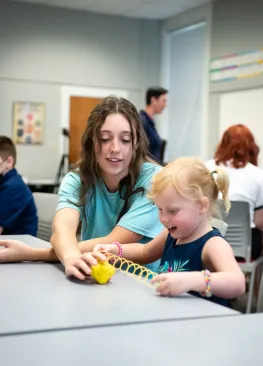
[57,172,82,213]
[117,164,164,238]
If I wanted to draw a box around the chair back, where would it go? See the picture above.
[33,193,59,242]
[220,201,251,261]
[210,218,228,236]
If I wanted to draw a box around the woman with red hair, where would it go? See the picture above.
[206,124,263,259]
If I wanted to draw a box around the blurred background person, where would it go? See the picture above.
[140,87,168,163]
[206,124,263,260]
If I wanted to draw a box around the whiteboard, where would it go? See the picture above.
[219,88,263,168]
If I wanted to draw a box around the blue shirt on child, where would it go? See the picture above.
[159,228,228,307]
[0,169,38,236]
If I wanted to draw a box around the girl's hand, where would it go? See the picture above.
[0,240,35,263]
[151,272,204,297]
[93,243,119,256]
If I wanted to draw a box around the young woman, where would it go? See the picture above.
[0,96,163,278]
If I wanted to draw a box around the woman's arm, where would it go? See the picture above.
[50,208,98,280]
[3,219,145,262]
[1,208,88,280]
[50,208,80,263]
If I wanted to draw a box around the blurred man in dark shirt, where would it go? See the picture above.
[140,87,168,162]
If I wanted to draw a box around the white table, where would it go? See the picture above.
[0,313,260,366]
[0,236,238,336]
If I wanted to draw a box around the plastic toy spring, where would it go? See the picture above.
[106,253,158,287]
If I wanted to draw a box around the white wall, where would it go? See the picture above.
[219,88,263,168]
[0,0,161,180]
[208,0,263,158]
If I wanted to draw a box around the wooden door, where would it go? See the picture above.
[69,96,103,165]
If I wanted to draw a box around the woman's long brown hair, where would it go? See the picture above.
[72,96,155,226]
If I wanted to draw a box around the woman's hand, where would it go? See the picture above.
[65,251,108,280]
[0,240,35,263]
[69,244,118,281]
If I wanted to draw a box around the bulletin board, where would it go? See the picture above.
[12,102,45,144]
[219,88,263,168]
[210,48,263,83]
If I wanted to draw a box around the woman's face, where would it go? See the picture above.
[95,113,133,188]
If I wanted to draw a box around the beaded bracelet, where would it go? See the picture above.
[200,269,212,298]
[112,241,123,258]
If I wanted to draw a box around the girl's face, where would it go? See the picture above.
[95,113,133,189]
[154,185,206,240]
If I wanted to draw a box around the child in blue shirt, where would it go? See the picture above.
[85,157,245,305]
[0,136,38,236]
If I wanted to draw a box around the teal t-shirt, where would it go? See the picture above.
[57,162,163,272]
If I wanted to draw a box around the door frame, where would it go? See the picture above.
[60,85,130,155]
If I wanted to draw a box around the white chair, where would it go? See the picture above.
[221,201,263,313]
[33,193,59,242]
[210,218,228,236]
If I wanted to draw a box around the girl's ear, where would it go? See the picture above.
[199,196,210,213]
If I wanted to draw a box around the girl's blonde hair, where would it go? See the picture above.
[148,157,230,215]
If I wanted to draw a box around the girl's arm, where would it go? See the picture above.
[121,229,167,264]
[151,236,245,298]
[78,226,143,253]
[200,236,246,298]
[83,229,168,265]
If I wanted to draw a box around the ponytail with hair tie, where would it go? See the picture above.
[211,169,231,214]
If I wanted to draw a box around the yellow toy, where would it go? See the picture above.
[91,260,116,284]
[91,253,158,287]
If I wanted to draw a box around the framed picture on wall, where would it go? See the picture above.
[12,102,45,144]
